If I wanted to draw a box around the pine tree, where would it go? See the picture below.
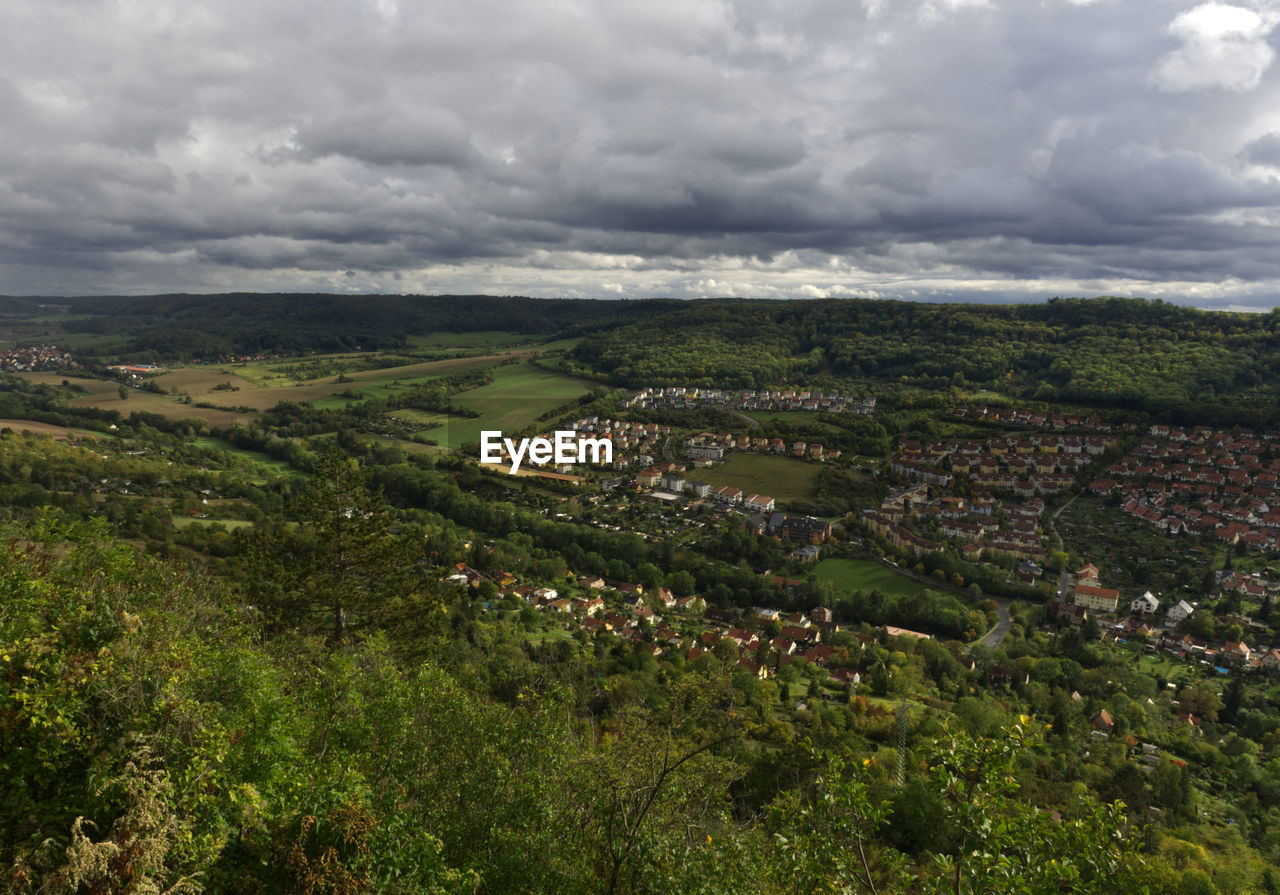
[245,446,438,646]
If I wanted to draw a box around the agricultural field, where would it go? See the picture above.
[173,353,514,411]
[171,516,253,530]
[694,453,823,505]
[812,558,932,598]
[0,418,111,442]
[424,363,599,450]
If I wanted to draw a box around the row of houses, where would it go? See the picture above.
[736,390,875,415]
[622,387,735,410]
[950,404,1131,433]
[686,432,843,463]
[892,434,1116,495]
[861,487,1050,562]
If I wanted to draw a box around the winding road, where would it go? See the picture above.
[874,559,1013,649]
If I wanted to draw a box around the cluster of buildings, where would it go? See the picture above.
[446,561,880,678]
[858,485,1049,562]
[566,417,671,472]
[623,386,736,411]
[1088,425,1280,554]
[1,345,79,372]
[684,431,841,465]
[1050,564,1280,676]
[949,404,1130,433]
[735,390,875,415]
[621,386,875,416]
[891,433,1115,496]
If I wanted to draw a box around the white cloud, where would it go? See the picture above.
[1154,3,1277,92]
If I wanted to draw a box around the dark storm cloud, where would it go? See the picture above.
[3,0,1280,304]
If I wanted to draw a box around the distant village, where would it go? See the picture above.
[950,403,1132,434]
[891,431,1117,496]
[624,385,875,415]
[0,345,79,373]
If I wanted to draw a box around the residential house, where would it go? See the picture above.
[1073,584,1120,614]
[1131,591,1160,615]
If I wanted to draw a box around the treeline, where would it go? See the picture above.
[567,297,1280,425]
[47,293,686,359]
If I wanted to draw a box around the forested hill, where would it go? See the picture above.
[564,297,1280,424]
[17,293,686,357]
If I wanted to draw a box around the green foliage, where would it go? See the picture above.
[571,297,1280,424]
[243,447,444,645]
[771,718,1152,894]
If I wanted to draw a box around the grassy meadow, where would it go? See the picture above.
[693,453,823,505]
[426,363,599,449]
[813,558,932,598]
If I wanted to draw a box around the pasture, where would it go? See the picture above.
[0,418,110,442]
[694,453,823,505]
[420,363,598,450]
[813,558,931,598]
[168,353,512,411]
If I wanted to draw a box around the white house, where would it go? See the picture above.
[1166,599,1195,625]
[1130,591,1160,615]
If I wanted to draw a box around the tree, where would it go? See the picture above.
[771,718,1152,894]
[245,447,440,646]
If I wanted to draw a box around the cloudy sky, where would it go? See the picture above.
[4,0,1280,308]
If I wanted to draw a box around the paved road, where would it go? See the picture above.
[662,435,673,462]
[876,560,1013,649]
[729,408,761,430]
[977,598,1013,649]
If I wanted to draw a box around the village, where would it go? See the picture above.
[445,559,918,688]
[0,344,80,373]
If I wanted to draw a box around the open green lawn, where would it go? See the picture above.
[423,363,598,450]
[740,411,843,433]
[171,516,253,530]
[694,453,823,505]
[813,558,932,598]
[193,437,304,477]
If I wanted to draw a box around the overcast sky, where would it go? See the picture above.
[4,0,1280,308]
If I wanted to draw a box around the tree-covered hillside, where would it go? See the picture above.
[24,294,686,358]
[565,297,1280,424]
[0,511,1163,895]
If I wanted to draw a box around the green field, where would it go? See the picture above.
[172,516,253,530]
[813,559,931,598]
[741,411,843,433]
[426,363,598,450]
[694,453,823,505]
[193,436,304,478]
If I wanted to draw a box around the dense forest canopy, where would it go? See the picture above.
[6,293,686,357]
[563,297,1280,424]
